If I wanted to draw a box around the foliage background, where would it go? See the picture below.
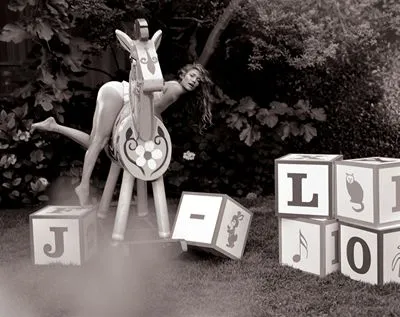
[1,0,400,207]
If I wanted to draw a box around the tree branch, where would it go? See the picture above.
[172,16,213,24]
[198,0,244,66]
[188,25,199,61]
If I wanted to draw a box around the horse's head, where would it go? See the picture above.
[115,19,164,141]
[116,19,163,92]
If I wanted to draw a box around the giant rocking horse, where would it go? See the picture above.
[47,19,171,243]
[105,19,172,242]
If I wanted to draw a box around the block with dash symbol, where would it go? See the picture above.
[29,205,97,265]
[171,192,253,260]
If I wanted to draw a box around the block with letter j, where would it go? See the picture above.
[275,153,343,218]
[30,205,97,265]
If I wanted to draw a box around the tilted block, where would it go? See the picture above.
[335,157,400,227]
[279,217,339,277]
[340,221,400,285]
[30,205,97,265]
[275,153,343,218]
[171,192,253,260]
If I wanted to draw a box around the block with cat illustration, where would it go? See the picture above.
[275,153,343,218]
[335,157,400,228]
[279,217,339,277]
[340,221,400,285]
[30,205,97,265]
[171,192,253,260]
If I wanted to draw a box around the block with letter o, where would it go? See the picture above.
[275,153,343,218]
[336,157,400,228]
[279,217,339,277]
[340,221,400,285]
[30,205,97,265]
[171,192,253,260]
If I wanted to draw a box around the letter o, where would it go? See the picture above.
[346,237,371,274]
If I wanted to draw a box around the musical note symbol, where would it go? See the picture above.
[292,230,308,262]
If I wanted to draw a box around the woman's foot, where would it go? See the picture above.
[31,117,57,132]
[75,183,91,207]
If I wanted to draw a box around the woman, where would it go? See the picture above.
[31,63,213,206]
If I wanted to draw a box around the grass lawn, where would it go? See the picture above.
[1,195,400,317]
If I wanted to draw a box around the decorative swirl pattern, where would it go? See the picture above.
[121,125,169,179]
[152,126,169,176]
[123,127,145,176]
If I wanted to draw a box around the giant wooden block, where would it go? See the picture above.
[279,217,339,277]
[171,192,253,260]
[30,205,97,265]
[275,153,343,218]
[340,221,400,285]
[335,157,400,227]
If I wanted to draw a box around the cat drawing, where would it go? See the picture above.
[345,173,364,212]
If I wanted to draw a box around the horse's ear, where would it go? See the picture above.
[115,29,133,52]
[152,30,162,51]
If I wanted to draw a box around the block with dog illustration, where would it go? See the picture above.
[30,205,97,265]
[171,192,253,260]
[275,153,343,218]
[279,217,339,277]
[335,157,400,228]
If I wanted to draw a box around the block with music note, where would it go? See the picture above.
[335,157,400,228]
[29,205,97,265]
[279,217,339,277]
[171,192,253,260]
[275,153,343,218]
[340,221,400,285]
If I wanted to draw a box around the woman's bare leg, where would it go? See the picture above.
[75,81,124,206]
[31,117,91,148]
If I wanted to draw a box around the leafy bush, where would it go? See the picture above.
[2,0,400,205]
[163,82,326,197]
[0,0,106,208]
[0,98,53,207]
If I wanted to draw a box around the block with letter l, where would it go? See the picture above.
[279,217,339,277]
[340,221,400,285]
[30,205,97,265]
[171,192,253,260]
[336,157,400,228]
[275,153,343,218]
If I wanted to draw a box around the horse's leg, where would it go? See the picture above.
[31,117,90,148]
[151,176,170,238]
[112,170,135,241]
[97,162,121,219]
[136,179,148,217]
[75,82,124,206]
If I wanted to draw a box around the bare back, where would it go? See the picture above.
[120,80,184,119]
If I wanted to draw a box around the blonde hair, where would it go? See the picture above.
[178,63,213,132]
